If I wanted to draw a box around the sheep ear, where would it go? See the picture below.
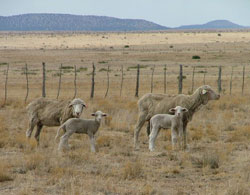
[202,89,207,95]
[102,113,107,117]
[169,108,175,113]
[91,113,96,116]
[182,108,188,112]
[83,104,87,108]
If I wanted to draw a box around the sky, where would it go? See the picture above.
[0,0,249,27]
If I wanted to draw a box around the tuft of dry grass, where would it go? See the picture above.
[0,162,13,182]
[121,159,143,180]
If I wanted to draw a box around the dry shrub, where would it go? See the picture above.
[164,165,181,175]
[96,135,111,148]
[189,126,203,141]
[25,153,45,171]
[140,184,156,195]
[0,115,8,148]
[121,160,143,180]
[226,126,250,142]
[191,151,220,169]
[0,161,13,182]
[226,183,249,195]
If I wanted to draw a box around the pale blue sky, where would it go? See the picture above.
[0,0,249,27]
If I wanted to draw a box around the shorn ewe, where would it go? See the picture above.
[55,110,107,152]
[134,85,220,150]
[149,106,188,152]
[26,98,87,145]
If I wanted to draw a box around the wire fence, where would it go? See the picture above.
[0,62,249,104]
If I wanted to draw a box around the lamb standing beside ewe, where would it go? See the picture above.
[134,85,220,150]
[26,98,87,145]
[149,106,188,152]
[55,110,107,152]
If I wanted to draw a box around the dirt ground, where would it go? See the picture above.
[0,31,250,195]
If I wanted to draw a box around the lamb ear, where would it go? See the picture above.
[91,113,96,116]
[202,89,207,95]
[182,108,188,112]
[102,113,107,117]
[169,108,176,113]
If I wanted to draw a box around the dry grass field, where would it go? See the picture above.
[0,31,250,195]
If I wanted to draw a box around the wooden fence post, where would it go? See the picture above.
[178,64,183,94]
[120,65,124,96]
[135,64,140,97]
[203,68,206,85]
[25,63,29,103]
[42,62,46,97]
[151,65,155,93]
[191,66,195,93]
[229,66,233,95]
[57,64,62,100]
[73,65,77,99]
[242,65,245,95]
[164,64,167,94]
[90,63,95,99]
[217,66,222,93]
[4,63,9,105]
[105,65,110,98]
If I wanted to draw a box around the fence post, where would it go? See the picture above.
[203,68,206,85]
[178,64,183,94]
[90,63,95,99]
[73,65,77,99]
[164,64,167,94]
[191,66,195,93]
[25,63,29,103]
[4,63,9,105]
[151,65,155,93]
[120,65,124,96]
[217,66,222,93]
[230,66,233,95]
[42,62,46,97]
[105,65,110,98]
[242,65,245,95]
[57,64,62,100]
[135,64,140,97]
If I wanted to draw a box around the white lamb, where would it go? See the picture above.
[55,110,107,152]
[149,106,188,151]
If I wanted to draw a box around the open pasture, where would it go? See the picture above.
[0,31,250,194]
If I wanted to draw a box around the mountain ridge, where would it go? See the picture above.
[0,14,248,31]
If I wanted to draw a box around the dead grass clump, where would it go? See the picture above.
[226,183,249,195]
[0,162,13,182]
[226,126,250,142]
[140,184,157,195]
[189,126,203,141]
[25,153,45,171]
[121,160,143,180]
[191,151,219,169]
[96,135,111,148]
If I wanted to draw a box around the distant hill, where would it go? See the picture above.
[0,13,169,31]
[0,14,248,31]
[176,20,247,29]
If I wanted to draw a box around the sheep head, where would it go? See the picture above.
[199,85,220,105]
[69,98,87,117]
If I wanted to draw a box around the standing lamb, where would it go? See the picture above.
[55,110,107,152]
[26,98,87,145]
[149,106,188,152]
[134,85,220,150]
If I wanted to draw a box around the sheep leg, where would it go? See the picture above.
[88,134,96,153]
[58,130,74,150]
[149,126,160,152]
[171,128,178,151]
[178,127,184,150]
[183,122,188,150]
[34,123,43,145]
[134,112,147,150]
[26,117,37,138]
